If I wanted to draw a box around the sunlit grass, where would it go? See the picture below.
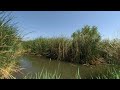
[75,68,81,79]
[0,12,23,79]
[22,67,120,79]
[23,68,61,79]
[0,60,23,79]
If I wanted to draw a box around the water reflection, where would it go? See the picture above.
[14,55,118,79]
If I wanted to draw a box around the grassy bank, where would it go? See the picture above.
[0,12,23,78]
[23,25,120,65]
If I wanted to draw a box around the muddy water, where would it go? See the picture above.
[14,55,116,79]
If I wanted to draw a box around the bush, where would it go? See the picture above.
[71,25,101,63]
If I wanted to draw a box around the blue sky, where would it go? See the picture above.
[12,11,120,40]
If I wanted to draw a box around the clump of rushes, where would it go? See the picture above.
[0,11,23,79]
[90,67,120,79]
[23,68,61,79]
[23,66,120,79]
[71,25,101,64]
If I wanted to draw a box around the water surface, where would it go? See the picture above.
[14,55,118,79]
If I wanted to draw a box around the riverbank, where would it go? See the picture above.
[0,12,24,79]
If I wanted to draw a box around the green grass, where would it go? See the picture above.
[23,26,101,64]
[23,68,61,79]
[75,68,81,79]
[23,25,120,65]
[22,67,120,79]
[0,12,23,79]
[1,12,120,79]
[23,25,120,66]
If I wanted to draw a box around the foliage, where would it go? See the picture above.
[0,12,23,79]
[23,25,102,64]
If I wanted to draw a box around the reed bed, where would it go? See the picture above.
[0,11,23,79]
[23,25,120,65]
[1,11,120,79]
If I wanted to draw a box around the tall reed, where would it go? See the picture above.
[0,11,23,79]
[23,25,103,64]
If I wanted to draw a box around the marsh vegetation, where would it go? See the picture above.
[1,11,120,79]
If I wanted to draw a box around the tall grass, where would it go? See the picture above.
[1,12,120,79]
[98,39,120,64]
[23,37,72,60]
[22,66,120,79]
[23,25,104,64]
[90,67,120,79]
[0,12,23,79]
[70,26,101,63]
[23,25,120,65]
[23,68,61,79]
